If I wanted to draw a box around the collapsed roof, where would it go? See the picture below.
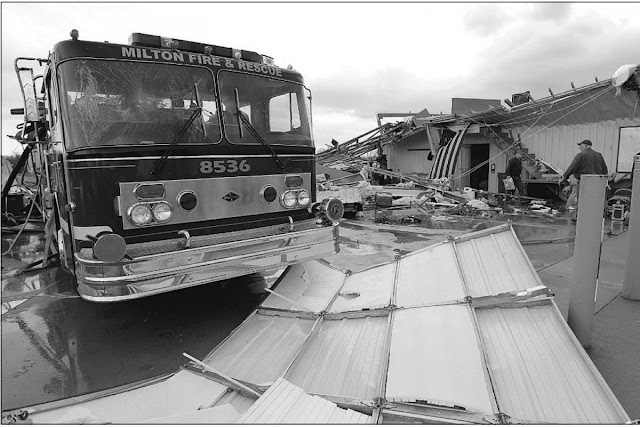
[318,65,640,169]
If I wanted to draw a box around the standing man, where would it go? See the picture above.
[506,150,526,197]
[559,139,608,218]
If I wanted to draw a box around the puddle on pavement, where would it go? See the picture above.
[368,208,576,243]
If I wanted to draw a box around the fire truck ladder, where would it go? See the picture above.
[3,58,58,268]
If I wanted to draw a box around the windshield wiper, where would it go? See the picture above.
[149,106,202,175]
[150,84,203,176]
[234,109,285,171]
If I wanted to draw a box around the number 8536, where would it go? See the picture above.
[200,159,250,174]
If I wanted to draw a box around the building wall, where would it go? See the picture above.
[512,118,640,174]
[387,129,433,174]
[453,133,506,192]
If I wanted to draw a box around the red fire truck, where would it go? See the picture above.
[11,30,343,302]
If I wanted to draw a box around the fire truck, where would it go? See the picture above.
[11,30,343,302]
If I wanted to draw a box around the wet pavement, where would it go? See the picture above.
[2,229,272,411]
[1,207,633,415]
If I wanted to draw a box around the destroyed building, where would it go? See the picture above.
[319,65,640,200]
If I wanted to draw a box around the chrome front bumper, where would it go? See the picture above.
[74,223,339,302]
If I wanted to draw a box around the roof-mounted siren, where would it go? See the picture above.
[511,91,533,106]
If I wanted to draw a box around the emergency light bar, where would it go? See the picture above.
[129,33,270,64]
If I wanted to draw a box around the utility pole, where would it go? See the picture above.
[622,155,640,300]
[567,174,608,347]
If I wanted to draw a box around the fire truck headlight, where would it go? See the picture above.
[128,203,153,226]
[281,191,298,208]
[152,202,173,223]
[297,190,310,207]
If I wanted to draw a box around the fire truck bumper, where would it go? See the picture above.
[74,224,339,302]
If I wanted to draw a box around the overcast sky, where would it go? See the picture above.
[2,2,639,156]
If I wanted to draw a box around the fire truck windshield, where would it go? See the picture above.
[218,71,313,147]
[58,59,219,149]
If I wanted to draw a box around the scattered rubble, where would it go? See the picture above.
[316,168,566,224]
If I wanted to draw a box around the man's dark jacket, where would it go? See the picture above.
[563,148,608,180]
[506,156,522,178]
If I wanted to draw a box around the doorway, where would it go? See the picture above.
[469,144,489,191]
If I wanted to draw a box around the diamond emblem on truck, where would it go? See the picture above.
[222,192,240,202]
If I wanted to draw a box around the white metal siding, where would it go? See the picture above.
[238,377,372,424]
[476,305,629,424]
[386,305,495,414]
[261,262,346,312]
[455,230,542,297]
[388,131,433,174]
[514,118,640,173]
[395,243,466,307]
[329,263,396,312]
[204,313,316,384]
[284,315,389,400]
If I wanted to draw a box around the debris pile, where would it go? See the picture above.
[315,164,567,224]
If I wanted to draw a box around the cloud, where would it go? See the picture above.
[530,3,573,22]
[464,4,510,37]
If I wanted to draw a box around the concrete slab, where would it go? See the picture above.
[535,230,640,420]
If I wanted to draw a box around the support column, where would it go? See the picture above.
[623,155,640,300]
[567,174,608,348]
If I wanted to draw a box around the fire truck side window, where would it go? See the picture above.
[218,71,313,147]
[58,60,220,149]
[270,92,301,132]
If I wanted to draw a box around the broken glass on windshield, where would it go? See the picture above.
[58,60,220,149]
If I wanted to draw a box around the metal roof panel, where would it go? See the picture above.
[328,263,396,312]
[476,304,629,423]
[204,312,315,385]
[285,315,388,400]
[385,305,496,414]
[396,243,466,307]
[455,228,541,297]
[239,377,372,424]
[261,262,346,312]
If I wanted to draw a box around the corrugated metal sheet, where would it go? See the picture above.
[455,228,541,297]
[328,263,396,312]
[515,117,640,174]
[204,312,316,385]
[29,370,229,424]
[386,306,495,414]
[212,389,257,415]
[476,304,629,424]
[395,242,466,307]
[285,315,388,401]
[238,377,371,424]
[429,81,638,128]
[261,262,346,312]
[387,128,434,174]
[202,224,629,424]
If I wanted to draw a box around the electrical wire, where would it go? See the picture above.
[2,163,44,256]
[447,85,614,183]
